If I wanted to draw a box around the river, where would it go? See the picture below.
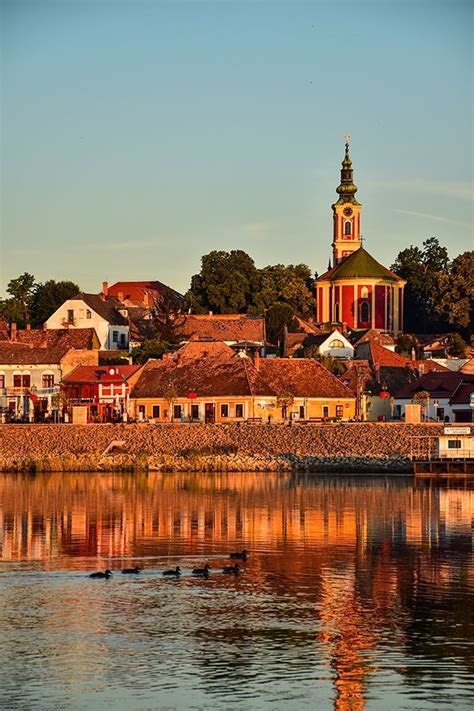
[0,472,473,710]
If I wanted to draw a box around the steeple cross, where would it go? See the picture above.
[344,133,350,146]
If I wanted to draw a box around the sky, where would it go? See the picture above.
[1,0,473,297]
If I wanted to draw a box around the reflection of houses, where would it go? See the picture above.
[182,314,267,354]
[130,340,355,422]
[0,338,98,420]
[61,364,142,422]
[394,371,474,423]
[45,288,130,350]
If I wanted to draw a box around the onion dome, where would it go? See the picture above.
[334,138,361,206]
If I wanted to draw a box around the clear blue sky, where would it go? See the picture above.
[1,0,472,296]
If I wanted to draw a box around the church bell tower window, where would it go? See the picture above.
[344,221,352,236]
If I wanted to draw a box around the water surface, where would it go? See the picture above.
[0,472,473,710]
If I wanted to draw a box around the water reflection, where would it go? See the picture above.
[0,472,473,710]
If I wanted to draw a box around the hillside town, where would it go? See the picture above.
[1,141,473,426]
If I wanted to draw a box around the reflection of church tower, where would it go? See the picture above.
[332,136,362,266]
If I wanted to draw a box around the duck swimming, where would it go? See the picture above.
[122,566,142,574]
[192,564,211,577]
[229,549,248,561]
[89,570,113,579]
[163,566,181,577]
[222,563,242,574]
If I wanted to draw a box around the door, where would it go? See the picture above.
[323,406,329,419]
[205,403,215,424]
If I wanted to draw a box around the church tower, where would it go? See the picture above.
[332,135,362,266]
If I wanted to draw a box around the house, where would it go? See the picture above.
[340,342,449,421]
[181,314,267,353]
[284,328,354,359]
[348,328,395,352]
[393,372,474,423]
[45,292,129,350]
[130,341,355,423]
[106,280,183,307]
[61,364,142,422]
[0,340,98,421]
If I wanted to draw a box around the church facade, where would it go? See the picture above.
[316,140,405,334]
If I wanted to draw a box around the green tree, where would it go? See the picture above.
[391,238,449,333]
[186,250,259,314]
[445,333,467,358]
[395,333,420,357]
[253,263,315,318]
[131,338,171,365]
[435,251,474,335]
[265,302,298,348]
[149,289,186,344]
[0,273,36,326]
[30,280,80,327]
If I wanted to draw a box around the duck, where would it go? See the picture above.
[229,549,248,561]
[162,566,181,577]
[222,563,242,574]
[89,570,113,579]
[121,566,142,574]
[192,564,211,577]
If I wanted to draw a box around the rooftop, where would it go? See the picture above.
[317,247,404,283]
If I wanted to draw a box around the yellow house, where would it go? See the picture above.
[130,341,355,423]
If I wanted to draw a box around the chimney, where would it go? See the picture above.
[254,350,260,371]
[43,323,48,331]
[10,322,17,341]
[411,347,416,361]
[102,281,109,297]
[118,291,124,303]
[342,322,347,335]
[209,310,213,316]
[26,323,31,331]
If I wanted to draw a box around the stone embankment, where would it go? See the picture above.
[0,422,444,473]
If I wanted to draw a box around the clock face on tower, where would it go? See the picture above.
[343,207,353,217]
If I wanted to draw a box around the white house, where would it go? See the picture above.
[286,328,354,360]
[45,293,129,351]
[394,371,474,423]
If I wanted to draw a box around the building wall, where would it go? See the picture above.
[131,396,356,422]
[46,299,129,350]
[61,349,98,377]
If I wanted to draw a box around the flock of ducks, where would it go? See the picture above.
[89,550,248,580]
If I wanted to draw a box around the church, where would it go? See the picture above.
[316,139,406,334]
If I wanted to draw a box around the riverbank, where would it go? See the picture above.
[0,422,444,473]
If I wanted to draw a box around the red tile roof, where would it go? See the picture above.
[131,342,354,401]
[108,281,183,305]
[15,328,99,350]
[62,365,141,384]
[395,372,474,402]
[182,314,266,344]
[0,342,72,365]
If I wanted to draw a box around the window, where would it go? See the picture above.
[0,374,4,389]
[191,404,199,420]
[344,221,352,236]
[220,404,229,418]
[334,303,340,322]
[14,374,30,388]
[173,404,182,420]
[448,439,462,449]
[13,374,21,388]
[112,331,118,343]
[299,406,305,419]
[323,406,329,419]
[67,309,74,322]
[235,403,244,418]
[360,301,370,323]
[86,309,92,319]
[138,405,146,420]
[330,339,344,348]
[120,333,127,346]
[336,405,343,418]
[152,405,160,419]
[361,287,369,298]
[42,374,54,389]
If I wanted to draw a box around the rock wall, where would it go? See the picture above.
[0,422,444,473]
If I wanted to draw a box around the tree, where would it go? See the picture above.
[131,290,186,364]
[253,264,315,318]
[0,273,35,326]
[30,280,80,327]
[265,302,297,348]
[445,333,467,358]
[276,390,294,418]
[164,387,178,421]
[186,250,259,314]
[391,238,450,333]
[395,333,420,357]
[435,251,474,335]
[131,338,170,365]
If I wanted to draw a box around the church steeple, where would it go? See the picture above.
[332,135,362,265]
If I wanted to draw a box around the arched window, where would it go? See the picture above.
[344,221,352,236]
[330,339,344,348]
[361,287,369,298]
[360,301,370,323]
